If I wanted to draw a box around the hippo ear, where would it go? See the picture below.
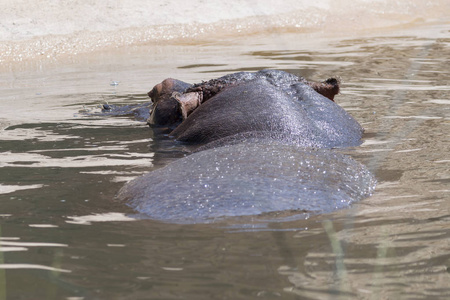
[148,82,163,103]
[173,92,202,120]
[306,77,340,101]
[147,96,182,126]
[148,79,192,103]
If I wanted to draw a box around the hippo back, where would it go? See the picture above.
[170,79,363,148]
[117,141,376,224]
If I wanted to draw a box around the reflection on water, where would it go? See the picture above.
[66,213,136,225]
[0,23,449,299]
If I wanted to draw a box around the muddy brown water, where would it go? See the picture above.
[0,23,449,299]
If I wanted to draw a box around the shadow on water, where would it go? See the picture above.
[0,23,449,299]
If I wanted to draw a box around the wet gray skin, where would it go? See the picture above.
[117,70,375,223]
[117,141,376,224]
[147,69,341,129]
[170,78,362,148]
[99,102,152,121]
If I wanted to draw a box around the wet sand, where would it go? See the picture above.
[1,0,449,66]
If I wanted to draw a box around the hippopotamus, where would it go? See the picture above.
[116,70,376,224]
[147,69,340,128]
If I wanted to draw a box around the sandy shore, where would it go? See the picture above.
[1,0,323,41]
[1,0,449,67]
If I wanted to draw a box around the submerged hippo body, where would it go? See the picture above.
[118,141,376,224]
[117,70,376,223]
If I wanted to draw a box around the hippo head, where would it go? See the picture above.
[147,71,341,128]
[147,78,192,126]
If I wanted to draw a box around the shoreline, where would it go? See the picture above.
[1,0,449,70]
[1,20,448,131]
[1,19,447,73]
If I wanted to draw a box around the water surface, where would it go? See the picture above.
[0,20,449,300]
